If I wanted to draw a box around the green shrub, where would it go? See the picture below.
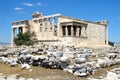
[14,31,36,46]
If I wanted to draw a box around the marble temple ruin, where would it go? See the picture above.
[11,11,108,47]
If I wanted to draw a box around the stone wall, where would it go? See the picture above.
[58,16,106,47]
[86,23,105,45]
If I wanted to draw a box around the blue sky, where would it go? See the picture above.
[0,0,120,43]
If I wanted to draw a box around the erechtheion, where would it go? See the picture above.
[11,11,108,47]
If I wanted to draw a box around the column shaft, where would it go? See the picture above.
[52,17,55,35]
[65,26,68,36]
[106,25,108,45]
[46,18,49,38]
[57,23,61,36]
[11,28,14,47]
[71,25,73,36]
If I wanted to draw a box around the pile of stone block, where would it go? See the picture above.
[1,45,120,78]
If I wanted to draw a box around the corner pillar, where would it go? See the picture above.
[11,28,15,47]
[106,25,108,45]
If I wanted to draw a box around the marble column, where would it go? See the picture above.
[46,18,49,38]
[71,25,73,36]
[57,22,61,36]
[47,18,50,32]
[52,17,55,35]
[65,26,68,36]
[76,26,79,36]
[11,28,14,47]
[106,25,108,45]
[57,17,60,37]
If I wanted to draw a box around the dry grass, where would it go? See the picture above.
[0,63,86,80]
[1,62,120,80]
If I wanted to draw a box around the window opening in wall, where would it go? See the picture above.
[50,27,52,32]
[40,24,43,26]
[40,27,42,32]
[39,19,42,23]
[45,23,47,26]
[43,18,47,22]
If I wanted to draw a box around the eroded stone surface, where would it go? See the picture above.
[0,44,120,79]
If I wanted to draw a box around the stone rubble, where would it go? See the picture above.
[88,67,120,80]
[0,44,120,78]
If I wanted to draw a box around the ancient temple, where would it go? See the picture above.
[11,11,108,47]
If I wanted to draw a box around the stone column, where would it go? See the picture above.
[47,18,50,32]
[41,19,44,39]
[57,17,63,37]
[46,18,49,38]
[76,26,79,36]
[65,26,68,36]
[71,25,73,36]
[106,25,108,45]
[52,17,55,35]
[57,22,60,36]
[11,28,14,47]
[57,17,60,37]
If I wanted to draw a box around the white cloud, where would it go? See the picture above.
[36,3,42,6]
[14,7,23,10]
[22,3,34,6]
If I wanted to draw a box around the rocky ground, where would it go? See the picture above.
[0,43,120,80]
